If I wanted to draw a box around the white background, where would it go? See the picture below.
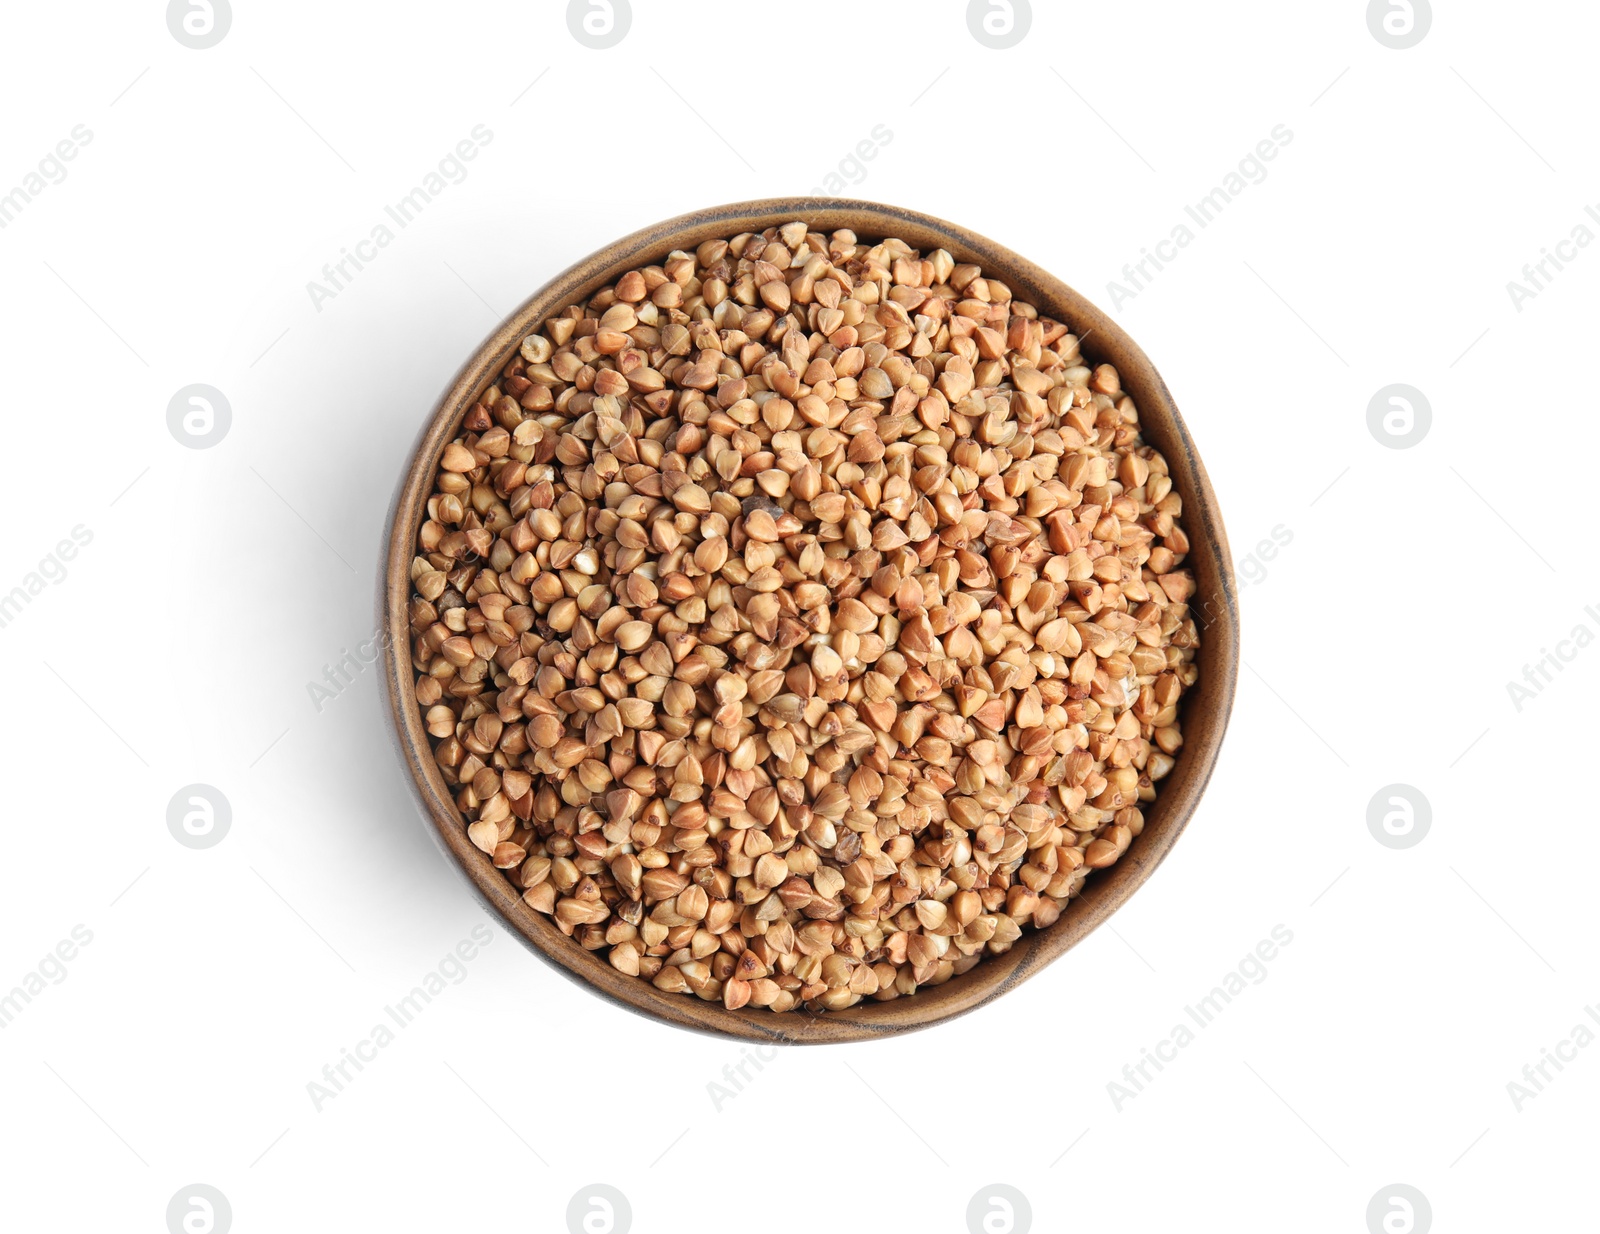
[1,1,1594,1231]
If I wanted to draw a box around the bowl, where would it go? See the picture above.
[381,198,1239,1043]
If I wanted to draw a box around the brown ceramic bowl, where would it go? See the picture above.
[382,199,1239,1043]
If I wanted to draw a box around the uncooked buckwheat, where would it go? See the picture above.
[408,223,1199,1014]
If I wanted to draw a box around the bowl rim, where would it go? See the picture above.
[380,197,1240,1044]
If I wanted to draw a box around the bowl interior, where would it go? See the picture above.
[382,198,1239,1043]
